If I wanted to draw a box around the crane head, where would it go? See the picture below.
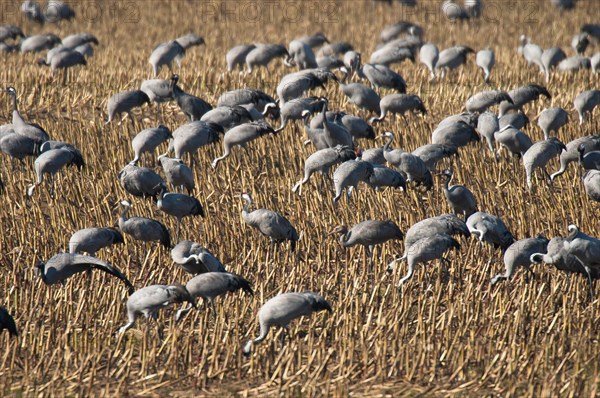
[120,200,131,207]
[5,86,16,96]
[241,193,252,204]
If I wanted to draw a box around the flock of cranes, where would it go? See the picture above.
[1,1,600,361]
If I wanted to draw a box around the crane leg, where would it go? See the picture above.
[175,218,181,242]
[584,266,595,300]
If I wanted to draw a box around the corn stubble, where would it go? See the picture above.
[0,1,599,396]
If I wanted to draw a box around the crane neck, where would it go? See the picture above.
[9,93,23,124]
[242,197,252,215]
[383,134,394,151]
[321,100,328,118]
[340,68,349,84]
[119,205,130,226]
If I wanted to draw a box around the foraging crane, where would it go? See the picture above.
[6,87,49,147]
[35,253,133,293]
[466,212,515,251]
[577,144,600,170]
[431,121,480,149]
[275,97,322,132]
[242,292,331,356]
[412,144,458,170]
[276,68,337,105]
[340,114,375,140]
[319,99,354,149]
[494,125,533,158]
[537,107,568,139]
[465,90,512,114]
[245,44,289,73]
[156,187,205,241]
[380,131,433,189]
[38,48,86,74]
[522,137,566,188]
[118,284,197,335]
[149,40,185,77]
[339,67,381,114]
[369,43,415,66]
[582,170,600,202]
[519,37,544,71]
[217,89,277,115]
[0,307,17,337]
[169,120,224,160]
[61,33,99,49]
[573,89,600,124]
[368,164,406,191]
[329,220,403,261]
[437,112,478,129]
[200,106,254,131]
[292,145,356,193]
[499,111,529,130]
[131,125,172,165]
[118,200,171,248]
[171,240,226,275]
[211,121,276,169]
[169,75,213,121]
[20,34,61,52]
[27,146,84,197]
[106,90,151,124]
[379,21,423,43]
[531,236,600,279]
[550,135,600,181]
[118,162,165,200]
[287,40,317,69]
[226,44,256,72]
[343,51,361,74]
[332,157,374,203]
[404,214,470,251]
[369,94,427,124]
[477,111,499,156]
[435,46,474,78]
[296,32,329,48]
[419,43,439,80]
[317,42,354,57]
[541,47,567,82]
[241,193,299,251]
[558,55,590,72]
[157,154,195,194]
[476,48,495,83]
[387,233,461,287]
[563,225,600,297]
[499,84,551,116]
[0,131,37,166]
[175,33,204,50]
[175,272,253,320]
[491,236,549,285]
[69,227,124,257]
[301,111,328,150]
[440,169,477,219]
[358,63,407,92]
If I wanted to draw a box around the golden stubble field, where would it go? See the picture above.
[0,0,599,396]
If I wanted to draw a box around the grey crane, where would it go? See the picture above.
[436,46,474,78]
[276,68,337,105]
[301,111,328,150]
[522,137,566,188]
[175,33,204,50]
[0,307,17,338]
[175,272,253,320]
[287,40,317,69]
[0,131,37,167]
[577,144,600,170]
[358,63,407,92]
[477,111,499,156]
[245,44,289,73]
[582,170,600,202]
[465,90,512,114]
[319,100,354,149]
[316,56,345,71]
[118,200,171,248]
[61,32,98,49]
[412,144,458,170]
[20,33,61,52]
[581,23,600,42]
[494,124,533,158]
[340,114,375,140]
[563,225,600,297]
[156,187,204,241]
[292,145,355,193]
[157,154,194,194]
[441,169,477,218]
[369,93,427,124]
[403,214,469,251]
[275,97,322,132]
[574,89,600,124]
[333,157,374,203]
[466,211,515,251]
[169,120,223,160]
[369,43,415,66]
[437,112,478,129]
[591,52,600,73]
[217,88,278,117]
[499,111,529,130]
[211,121,276,169]
[387,233,461,287]
[381,131,433,189]
[131,125,172,165]
[39,139,78,154]
[226,44,257,72]
[118,284,197,335]
[343,51,361,74]
[541,47,567,82]
[27,146,84,197]
[419,43,439,80]
[171,240,226,275]
[200,105,253,131]
[368,164,406,191]
[431,121,480,148]
[149,40,185,77]
[242,291,331,356]
[558,55,591,72]
[69,227,124,257]
[296,32,329,48]
[476,48,495,83]
[35,253,133,292]
[550,135,600,181]
[140,78,175,114]
[38,47,86,75]
[21,0,43,23]
[499,84,551,116]
[379,21,423,44]
[329,220,403,261]
[520,37,544,71]
[169,75,213,121]
[118,162,165,200]
[317,42,354,58]
[339,68,381,114]
[6,87,49,148]
[106,90,150,124]
[537,107,568,139]
[44,0,75,22]
[531,236,600,280]
[0,25,24,42]
[362,146,386,165]
[441,0,469,20]
[491,236,549,285]
[241,193,299,251]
